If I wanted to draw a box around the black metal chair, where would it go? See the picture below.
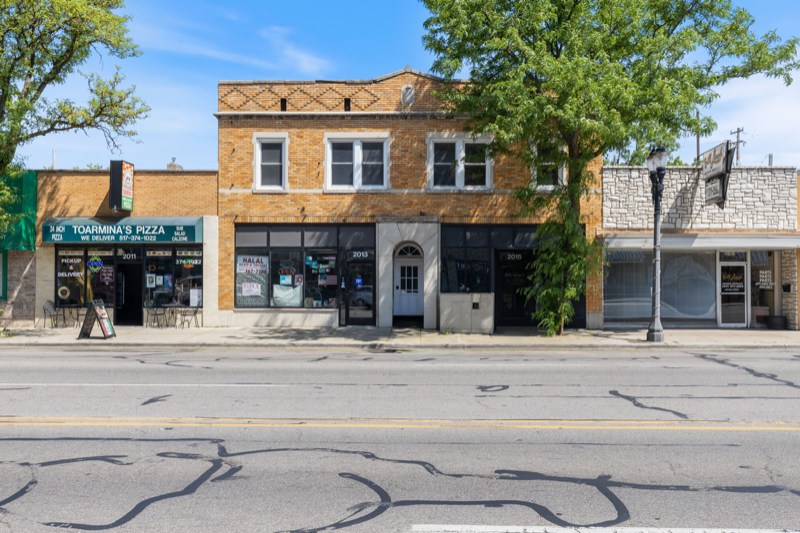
[144,300,166,328]
[73,306,88,327]
[43,300,61,328]
[179,306,200,328]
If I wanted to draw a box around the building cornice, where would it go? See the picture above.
[214,111,458,119]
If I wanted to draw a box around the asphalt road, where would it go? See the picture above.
[0,346,799,532]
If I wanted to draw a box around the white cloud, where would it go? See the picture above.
[259,26,331,76]
[131,21,277,71]
[677,75,800,167]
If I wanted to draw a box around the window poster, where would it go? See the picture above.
[146,274,156,288]
[164,274,173,289]
[237,255,268,274]
[156,275,164,286]
[190,288,202,307]
[280,275,292,286]
[242,283,262,296]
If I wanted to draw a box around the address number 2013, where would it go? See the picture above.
[352,251,369,259]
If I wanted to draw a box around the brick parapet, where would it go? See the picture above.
[35,170,218,246]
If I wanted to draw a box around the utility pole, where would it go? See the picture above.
[731,128,745,166]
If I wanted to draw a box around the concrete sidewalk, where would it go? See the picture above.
[2,324,800,350]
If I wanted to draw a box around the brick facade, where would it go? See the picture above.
[217,70,604,320]
[36,170,218,243]
[0,250,36,326]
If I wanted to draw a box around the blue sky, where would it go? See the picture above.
[16,0,800,170]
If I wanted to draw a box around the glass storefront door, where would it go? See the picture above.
[719,254,748,327]
[345,261,375,325]
[495,250,536,326]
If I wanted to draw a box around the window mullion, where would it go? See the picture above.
[456,141,465,189]
[354,141,363,189]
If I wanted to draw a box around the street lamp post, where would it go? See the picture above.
[646,145,669,343]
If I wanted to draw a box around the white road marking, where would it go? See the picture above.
[0,383,291,387]
[411,527,799,533]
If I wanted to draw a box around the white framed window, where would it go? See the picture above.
[324,132,391,191]
[426,132,493,190]
[252,132,289,192]
[532,143,566,190]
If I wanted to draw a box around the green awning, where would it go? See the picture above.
[0,171,37,251]
[42,217,203,244]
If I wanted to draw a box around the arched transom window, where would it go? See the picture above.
[396,245,422,257]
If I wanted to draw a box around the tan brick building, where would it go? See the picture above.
[31,169,218,327]
[215,67,603,331]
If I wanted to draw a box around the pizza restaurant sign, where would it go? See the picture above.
[43,222,199,243]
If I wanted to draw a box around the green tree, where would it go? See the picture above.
[421,0,798,335]
[0,0,150,179]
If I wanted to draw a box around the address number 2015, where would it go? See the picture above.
[505,253,522,261]
[352,251,369,259]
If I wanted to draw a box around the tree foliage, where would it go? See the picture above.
[0,0,150,177]
[421,0,798,334]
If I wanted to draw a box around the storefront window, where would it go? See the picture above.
[304,249,338,308]
[234,225,375,310]
[604,251,653,320]
[441,248,491,293]
[271,249,303,307]
[751,251,775,324]
[145,248,173,306]
[175,249,203,307]
[86,248,115,306]
[56,249,85,306]
[235,249,269,308]
[605,250,716,322]
[661,250,716,321]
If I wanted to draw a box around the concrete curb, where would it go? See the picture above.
[2,341,798,351]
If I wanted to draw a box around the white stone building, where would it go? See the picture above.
[601,166,799,329]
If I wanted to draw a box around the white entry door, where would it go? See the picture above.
[394,258,424,316]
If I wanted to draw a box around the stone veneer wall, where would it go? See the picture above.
[0,250,36,327]
[781,250,799,329]
[603,167,797,231]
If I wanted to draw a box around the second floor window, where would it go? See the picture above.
[327,139,388,190]
[430,138,491,189]
[259,142,283,188]
[533,144,565,188]
[253,132,289,192]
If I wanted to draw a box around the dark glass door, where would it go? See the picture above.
[720,264,747,326]
[495,250,536,326]
[346,261,375,325]
[116,263,143,326]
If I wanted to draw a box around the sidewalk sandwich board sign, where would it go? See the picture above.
[702,141,735,207]
[78,299,117,340]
